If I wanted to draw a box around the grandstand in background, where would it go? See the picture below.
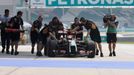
[0,0,134,29]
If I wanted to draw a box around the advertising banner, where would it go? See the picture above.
[31,0,134,8]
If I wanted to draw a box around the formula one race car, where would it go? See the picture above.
[56,29,96,58]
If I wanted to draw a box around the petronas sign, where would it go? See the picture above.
[31,0,134,8]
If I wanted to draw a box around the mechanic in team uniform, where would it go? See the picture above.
[71,17,83,40]
[8,11,24,55]
[48,17,64,40]
[30,16,43,54]
[80,17,104,57]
